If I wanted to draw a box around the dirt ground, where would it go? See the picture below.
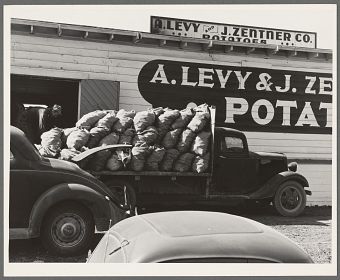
[8,206,332,264]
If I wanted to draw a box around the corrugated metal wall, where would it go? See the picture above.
[10,34,333,205]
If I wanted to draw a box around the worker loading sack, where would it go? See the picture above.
[38,104,211,173]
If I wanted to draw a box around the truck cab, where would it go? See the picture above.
[211,127,311,216]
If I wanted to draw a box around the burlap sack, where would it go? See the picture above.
[118,128,135,145]
[99,132,120,146]
[130,142,151,171]
[162,128,182,149]
[116,109,136,119]
[177,129,196,153]
[192,152,210,173]
[40,127,63,156]
[89,150,112,171]
[76,110,107,129]
[61,127,78,148]
[160,148,180,171]
[86,126,110,148]
[157,108,180,126]
[145,146,166,171]
[133,110,156,132]
[112,117,133,133]
[187,112,208,133]
[96,112,118,130]
[187,104,210,133]
[173,153,195,172]
[132,126,158,145]
[66,128,90,150]
[59,148,81,161]
[106,154,123,171]
[38,145,57,158]
[191,131,211,156]
[152,107,165,117]
[171,108,195,129]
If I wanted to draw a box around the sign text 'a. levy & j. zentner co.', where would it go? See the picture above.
[150,16,317,48]
[138,60,332,134]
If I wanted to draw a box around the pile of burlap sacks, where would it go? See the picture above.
[37,104,211,173]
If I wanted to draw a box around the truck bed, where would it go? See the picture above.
[90,170,211,177]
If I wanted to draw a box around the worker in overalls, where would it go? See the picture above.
[16,104,63,144]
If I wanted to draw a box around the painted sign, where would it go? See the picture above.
[138,60,332,134]
[151,16,317,48]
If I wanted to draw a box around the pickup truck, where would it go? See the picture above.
[73,107,312,217]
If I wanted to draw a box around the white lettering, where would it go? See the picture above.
[215,69,232,88]
[305,76,317,94]
[234,71,252,90]
[251,99,274,125]
[319,103,332,127]
[149,64,169,84]
[225,97,248,124]
[256,73,273,91]
[198,68,214,88]
[181,66,197,87]
[295,102,319,127]
[319,77,333,95]
[276,100,297,126]
[275,75,291,93]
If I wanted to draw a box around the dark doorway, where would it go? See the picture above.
[11,75,79,128]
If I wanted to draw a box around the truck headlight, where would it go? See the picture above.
[288,162,298,172]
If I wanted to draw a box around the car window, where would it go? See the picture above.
[220,136,245,154]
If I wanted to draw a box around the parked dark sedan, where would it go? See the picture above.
[87,211,313,263]
[9,126,126,256]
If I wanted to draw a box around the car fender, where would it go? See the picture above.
[28,183,122,238]
[249,171,311,200]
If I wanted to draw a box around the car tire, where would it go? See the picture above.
[104,179,137,214]
[273,180,306,217]
[41,202,95,256]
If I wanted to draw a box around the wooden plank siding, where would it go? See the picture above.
[10,34,334,205]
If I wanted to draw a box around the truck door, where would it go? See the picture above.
[213,132,259,194]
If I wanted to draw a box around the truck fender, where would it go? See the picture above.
[28,183,120,238]
[249,171,311,200]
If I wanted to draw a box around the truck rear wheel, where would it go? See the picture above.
[273,181,306,217]
[104,179,137,213]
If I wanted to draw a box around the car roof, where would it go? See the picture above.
[97,211,311,263]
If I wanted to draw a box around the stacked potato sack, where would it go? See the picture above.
[39,104,211,173]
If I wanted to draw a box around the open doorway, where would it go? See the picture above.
[11,75,80,128]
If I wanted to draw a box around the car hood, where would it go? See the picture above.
[253,151,287,160]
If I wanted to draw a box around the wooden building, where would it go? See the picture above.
[10,18,333,205]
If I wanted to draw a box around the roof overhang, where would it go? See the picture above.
[11,18,332,61]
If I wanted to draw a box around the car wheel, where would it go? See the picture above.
[41,202,95,256]
[273,180,306,217]
[104,179,137,214]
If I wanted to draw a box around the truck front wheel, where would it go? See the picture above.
[273,181,306,217]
